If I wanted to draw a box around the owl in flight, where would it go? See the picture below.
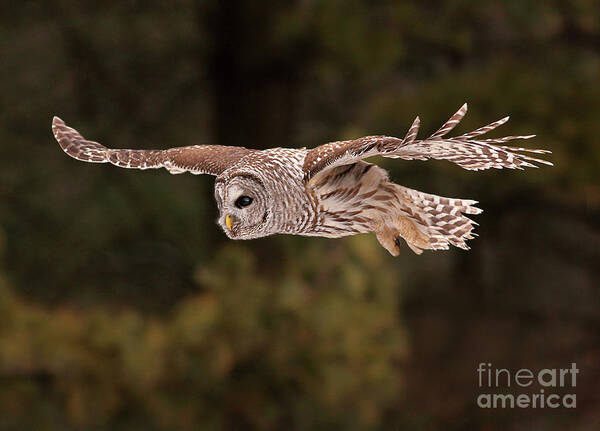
[52,104,551,255]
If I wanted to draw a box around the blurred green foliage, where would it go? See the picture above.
[0,1,599,430]
[1,240,405,430]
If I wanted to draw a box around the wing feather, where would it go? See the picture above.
[303,104,552,180]
[52,117,253,176]
[427,103,467,139]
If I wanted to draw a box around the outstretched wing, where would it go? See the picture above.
[52,117,254,175]
[303,103,552,181]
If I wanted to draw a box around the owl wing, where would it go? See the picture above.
[52,117,254,176]
[303,103,552,181]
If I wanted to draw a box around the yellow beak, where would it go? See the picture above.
[225,214,234,231]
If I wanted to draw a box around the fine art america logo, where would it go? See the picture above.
[477,363,578,409]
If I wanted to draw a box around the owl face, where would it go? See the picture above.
[214,174,272,239]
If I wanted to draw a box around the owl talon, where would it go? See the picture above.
[394,237,402,249]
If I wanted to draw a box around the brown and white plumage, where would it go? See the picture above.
[52,117,253,175]
[303,103,551,179]
[52,104,552,255]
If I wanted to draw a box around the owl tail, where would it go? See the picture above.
[374,184,482,255]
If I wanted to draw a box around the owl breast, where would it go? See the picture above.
[305,161,394,238]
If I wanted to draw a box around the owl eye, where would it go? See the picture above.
[235,195,253,208]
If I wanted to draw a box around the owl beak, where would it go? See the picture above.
[225,214,234,231]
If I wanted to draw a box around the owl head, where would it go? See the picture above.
[214,174,274,239]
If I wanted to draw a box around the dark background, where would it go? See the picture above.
[1,1,599,430]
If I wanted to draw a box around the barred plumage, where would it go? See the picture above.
[52,104,552,255]
[52,117,253,175]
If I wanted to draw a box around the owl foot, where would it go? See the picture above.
[375,216,431,256]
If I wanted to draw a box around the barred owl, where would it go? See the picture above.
[52,104,551,255]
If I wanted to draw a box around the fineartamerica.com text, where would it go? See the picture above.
[476,362,578,409]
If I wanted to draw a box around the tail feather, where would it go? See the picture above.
[379,185,482,255]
